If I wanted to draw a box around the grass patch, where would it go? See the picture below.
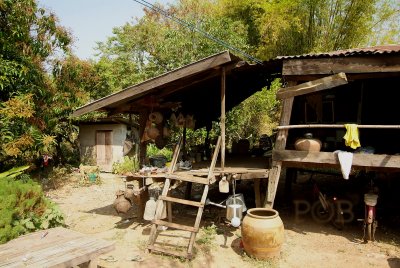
[196,224,218,253]
[242,252,280,268]
[111,230,126,241]
[135,238,148,251]
[196,224,217,245]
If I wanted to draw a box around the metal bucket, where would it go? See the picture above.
[226,193,247,212]
[226,204,243,221]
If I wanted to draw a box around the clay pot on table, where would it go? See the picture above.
[294,133,322,152]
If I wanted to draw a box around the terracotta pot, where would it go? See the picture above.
[124,188,139,205]
[149,112,163,124]
[113,190,131,214]
[241,208,284,259]
[146,126,160,140]
[176,113,185,128]
[185,115,195,129]
[294,137,322,152]
[163,126,171,137]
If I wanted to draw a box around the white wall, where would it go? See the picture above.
[79,124,127,171]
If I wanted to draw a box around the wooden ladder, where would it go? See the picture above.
[146,136,222,259]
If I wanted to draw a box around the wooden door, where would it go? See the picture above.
[96,130,113,171]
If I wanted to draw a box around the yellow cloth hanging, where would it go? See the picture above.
[343,124,361,149]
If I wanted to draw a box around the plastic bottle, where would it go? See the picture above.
[143,196,156,221]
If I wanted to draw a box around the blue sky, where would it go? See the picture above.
[38,0,175,59]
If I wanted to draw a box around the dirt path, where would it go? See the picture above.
[47,173,400,268]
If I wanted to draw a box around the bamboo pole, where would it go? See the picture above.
[277,124,400,130]
[221,67,226,172]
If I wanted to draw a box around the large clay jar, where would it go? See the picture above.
[294,133,322,152]
[113,190,131,214]
[241,208,284,259]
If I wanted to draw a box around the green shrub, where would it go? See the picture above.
[147,144,173,161]
[112,156,139,174]
[0,168,65,244]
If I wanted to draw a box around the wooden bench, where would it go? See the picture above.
[0,227,115,268]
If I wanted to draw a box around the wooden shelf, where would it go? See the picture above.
[273,149,400,170]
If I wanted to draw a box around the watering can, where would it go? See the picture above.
[205,197,244,226]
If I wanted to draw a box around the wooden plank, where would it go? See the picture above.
[28,238,114,268]
[146,178,171,251]
[73,51,233,116]
[283,72,400,83]
[188,137,220,255]
[277,124,400,130]
[147,245,189,259]
[208,136,222,182]
[0,228,83,260]
[168,138,182,175]
[276,73,347,100]
[153,220,198,233]
[0,228,114,268]
[168,174,209,184]
[273,149,400,169]
[188,184,209,256]
[138,110,149,166]
[282,55,400,76]
[221,67,226,171]
[167,202,173,223]
[158,196,204,207]
[235,172,269,180]
[254,179,261,208]
[265,93,295,208]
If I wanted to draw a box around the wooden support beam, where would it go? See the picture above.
[277,124,400,130]
[273,150,400,169]
[221,67,226,172]
[73,51,234,117]
[138,110,149,167]
[276,73,347,100]
[282,55,400,76]
[254,179,261,208]
[264,94,295,208]
[283,72,400,84]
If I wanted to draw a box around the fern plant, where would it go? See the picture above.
[0,166,65,244]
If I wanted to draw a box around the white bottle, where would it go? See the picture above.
[143,196,156,221]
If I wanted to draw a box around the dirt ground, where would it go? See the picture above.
[47,172,400,268]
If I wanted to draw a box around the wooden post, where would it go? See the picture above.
[137,179,149,220]
[221,67,226,172]
[264,81,296,208]
[182,123,187,159]
[183,124,193,199]
[138,110,149,167]
[254,178,261,207]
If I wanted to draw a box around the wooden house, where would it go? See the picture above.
[266,45,400,207]
[78,118,137,172]
[73,46,400,258]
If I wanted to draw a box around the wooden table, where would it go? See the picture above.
[0,227,115,268]
[124,156,271,208]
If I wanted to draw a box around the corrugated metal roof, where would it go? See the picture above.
[277,44,400,59]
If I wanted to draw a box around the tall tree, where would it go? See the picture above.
[220,0,400,59]
[94,0,400,146]
[95,0,250,91]
[0,1,104,168]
